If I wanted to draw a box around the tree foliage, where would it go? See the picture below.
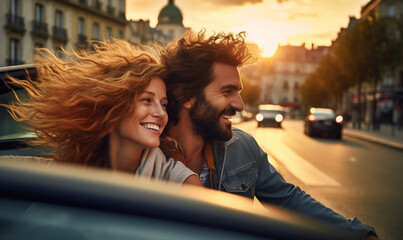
[241,77,261,106]
[300,13,403,129]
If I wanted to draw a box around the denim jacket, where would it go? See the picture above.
[210,128,376,238]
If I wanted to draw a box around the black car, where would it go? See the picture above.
[256,104,284,128]
[304,108,343,139]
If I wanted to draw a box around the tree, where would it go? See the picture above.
[240,77,261,106]
[299,72,329,111]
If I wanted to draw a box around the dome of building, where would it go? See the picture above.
[157,0,183,26]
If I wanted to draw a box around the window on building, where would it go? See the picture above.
[283,81,289,90]
[9,38,20,65]
[118,30,123,39]
[399,71,403,88]
[34,42,44,49]
[106,26,112,38]
[78,18,85,34]
[55,10,64,27]
[55,46,64,59]
[92,22,100,40]
[387,4,396,17]
[34,43,44,54]
[294,82,299,90]
[35,3,44,23]
[92,0,101,10]
[10,0,19,15]
[119,0,125,12]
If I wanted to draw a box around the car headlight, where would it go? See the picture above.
[275,114,283,122]
[336,115,343,124]
[256,113,263,122]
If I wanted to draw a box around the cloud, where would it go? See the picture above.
[204,0,263,7]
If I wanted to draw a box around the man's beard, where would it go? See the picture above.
[189,94,236,141]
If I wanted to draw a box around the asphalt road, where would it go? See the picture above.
[235,119,402,240]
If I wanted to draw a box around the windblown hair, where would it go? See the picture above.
[6,40,165,166]
[160,30,254,125]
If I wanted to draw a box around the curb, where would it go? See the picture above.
[343,130,403,151]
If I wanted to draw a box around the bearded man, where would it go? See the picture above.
[160,31,378,240]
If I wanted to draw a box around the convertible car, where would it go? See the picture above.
[0,64,360,240]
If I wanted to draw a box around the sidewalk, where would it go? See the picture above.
[343,122,403,151]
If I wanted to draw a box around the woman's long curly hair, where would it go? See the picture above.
[6,40,165,166]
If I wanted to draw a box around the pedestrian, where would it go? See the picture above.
[5,40,201,185]
[159,30,378,239]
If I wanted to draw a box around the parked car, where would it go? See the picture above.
[0,64,42,156]
[304,107,343,139]
[256,104,284,128]
[0,65,359,240]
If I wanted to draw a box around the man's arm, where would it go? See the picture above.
[248,136,377,238]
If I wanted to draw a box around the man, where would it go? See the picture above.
[160,31,378,239]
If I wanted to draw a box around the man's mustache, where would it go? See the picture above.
[221,107,236,117]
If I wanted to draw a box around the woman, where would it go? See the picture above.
[6,40,201,185]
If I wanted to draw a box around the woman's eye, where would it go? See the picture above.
[161,103,168,109]
[141,98,152,103]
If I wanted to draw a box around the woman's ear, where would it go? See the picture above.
[183,97,196,109]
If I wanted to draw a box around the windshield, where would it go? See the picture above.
[312,112,335,118]
[0,89,34,141]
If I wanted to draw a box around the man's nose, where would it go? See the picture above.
[231,93,244,112]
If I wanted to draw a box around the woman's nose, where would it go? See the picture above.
[152,103,167,117]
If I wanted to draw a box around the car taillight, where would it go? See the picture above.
[336,115,343,124]
[308,115,317,123]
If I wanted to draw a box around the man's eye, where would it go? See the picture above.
[223,90,232,96]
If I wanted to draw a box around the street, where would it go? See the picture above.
[235,119,402,240]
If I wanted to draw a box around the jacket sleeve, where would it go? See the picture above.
[250,136,377,238]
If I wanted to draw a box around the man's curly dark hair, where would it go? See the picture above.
[160,30,254,125]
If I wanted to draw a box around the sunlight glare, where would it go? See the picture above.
[231,19,291,57]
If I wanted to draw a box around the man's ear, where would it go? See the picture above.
[183,97,196,109]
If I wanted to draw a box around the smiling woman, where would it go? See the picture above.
[3,40,201,185]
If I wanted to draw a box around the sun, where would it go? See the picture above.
[231,19,291,58]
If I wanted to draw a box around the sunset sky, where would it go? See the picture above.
[126,0,370,56]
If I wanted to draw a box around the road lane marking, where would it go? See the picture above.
[263,143,341,187]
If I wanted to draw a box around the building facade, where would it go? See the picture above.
[126,19,170,46]
[0,0,126,67]
[259,44,329,117]
[125,0,188,46]
[155,0,188,41]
